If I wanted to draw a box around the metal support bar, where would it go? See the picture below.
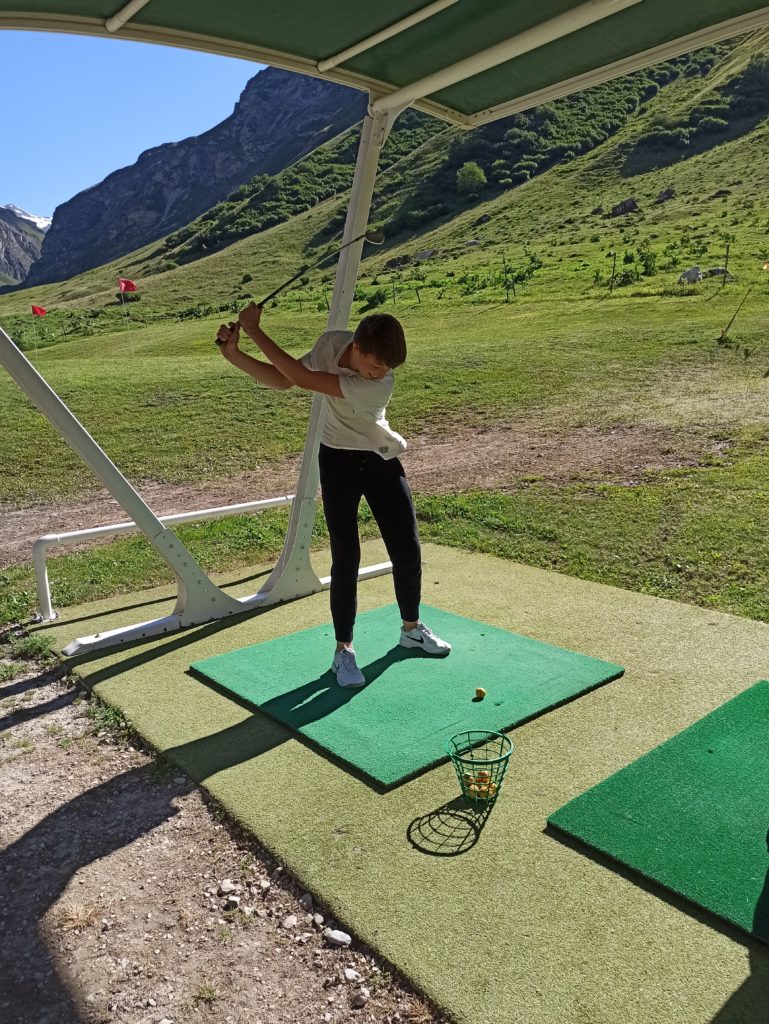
[317,0,458,72]
[466,5,769,125]
[0,327,247,652]
[105,0,153,33]
[32,495,295,622]
[372,0,642,114]
[259,100,405,606]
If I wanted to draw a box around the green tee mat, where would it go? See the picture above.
[190,603,624,788]
[548,679,769,943]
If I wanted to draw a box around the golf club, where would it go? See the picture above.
[258,228,385,306]
[216,229,384,345]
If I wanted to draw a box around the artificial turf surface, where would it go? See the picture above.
[191,603,623,787]
[549,680,769,942]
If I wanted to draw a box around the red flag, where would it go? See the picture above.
[31,305,47,316]
[118,278,137,293]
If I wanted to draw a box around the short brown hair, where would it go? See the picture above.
[353,314,407,368]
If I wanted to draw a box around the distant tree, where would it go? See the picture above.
[456,161,487,196]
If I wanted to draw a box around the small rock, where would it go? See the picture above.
[224,895,240,910]
[258,879,271,893]
[351,987,370,1009]
[282,914,298,929]
[344,968,362,983]
[270,866,284,880]
[312,913,325,927]
[218,879,237,896]
[299,892,313,911]
[324,928,352,947]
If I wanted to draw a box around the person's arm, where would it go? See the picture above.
[238,303,343,398]
[216,322,293,390]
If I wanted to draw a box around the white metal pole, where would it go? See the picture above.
[372,0,642,115]
[262,101,404,604]
[317,0,459,72]
[0,326,243,636]
[105,0,153,33]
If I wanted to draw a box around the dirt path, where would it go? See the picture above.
[0,636,447,1024]
[1,423,731,569]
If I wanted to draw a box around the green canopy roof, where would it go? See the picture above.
[3,1,769,125]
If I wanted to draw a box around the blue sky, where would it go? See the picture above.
[2,31,262,218]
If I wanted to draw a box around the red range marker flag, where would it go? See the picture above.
[118,278,137,293]
[31,305,47,316]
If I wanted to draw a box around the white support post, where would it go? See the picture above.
[0,327,244,653]
[260,100,406,605]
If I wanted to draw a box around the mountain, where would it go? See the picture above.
[0,206,46,286]
[2,205,51,233]
[25,66,367,287]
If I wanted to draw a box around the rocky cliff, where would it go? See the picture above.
[0,207,45,285]
[26,67,366,286]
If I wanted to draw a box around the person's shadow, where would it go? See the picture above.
[0,766,193,1023]
[190,644,421,732]
[709,828,769,1022]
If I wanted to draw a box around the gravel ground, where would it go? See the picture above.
[0,625,449,1024]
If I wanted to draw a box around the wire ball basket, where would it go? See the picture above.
[445,730,513,805]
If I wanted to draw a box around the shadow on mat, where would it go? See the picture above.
[0,765,193,1023]
[710,827,769,1023]
[217,645,422,730]
[546,824,769,1021]
[407,796,494,856]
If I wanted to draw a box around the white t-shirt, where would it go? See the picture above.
[300,330,406,459]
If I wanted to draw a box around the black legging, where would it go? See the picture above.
[318,444,421,643]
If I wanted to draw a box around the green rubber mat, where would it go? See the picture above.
[549,680,769,942]
[190,603,624,787]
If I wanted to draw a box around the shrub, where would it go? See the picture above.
[614,267,641,287]
[359,288,388,312]
[456,161,487,195]
[695,116,728,135]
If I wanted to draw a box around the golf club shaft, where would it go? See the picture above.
[258,230,371,306]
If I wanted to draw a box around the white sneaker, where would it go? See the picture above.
[400,622,452,655]
[331,648,366,688]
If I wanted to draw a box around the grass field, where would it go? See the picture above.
[2,283,768,628]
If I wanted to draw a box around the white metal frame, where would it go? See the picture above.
[0,100,402,655]
[32,495,295,623]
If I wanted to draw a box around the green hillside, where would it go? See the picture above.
[1,33,768,338]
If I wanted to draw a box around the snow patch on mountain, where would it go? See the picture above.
[2,205,52,232]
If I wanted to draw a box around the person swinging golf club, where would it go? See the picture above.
[216,292,451,687]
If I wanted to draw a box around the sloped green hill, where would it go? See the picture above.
[1,30,768,342]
